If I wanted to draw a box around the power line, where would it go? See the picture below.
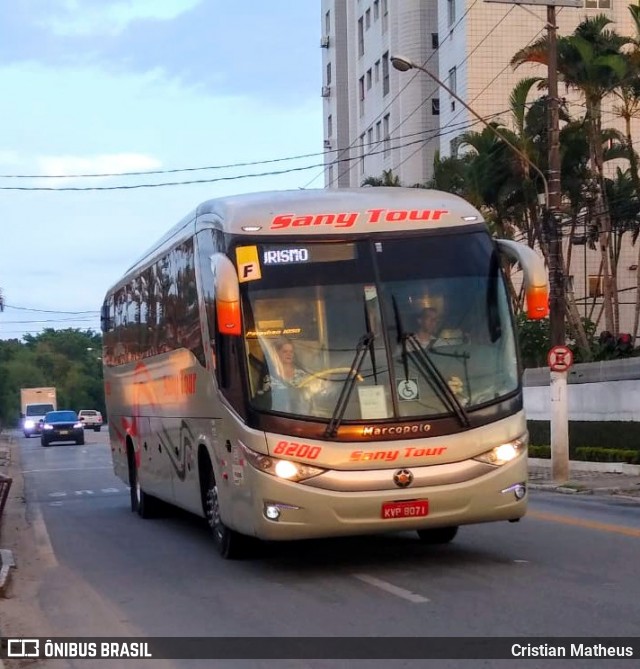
[3,304,99,314]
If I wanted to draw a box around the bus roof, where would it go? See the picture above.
[115,188,486,289]
[196,187,484,235]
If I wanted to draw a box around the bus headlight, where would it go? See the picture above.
[239,443,325,482]
[474,435,527,466]
[24,420,35,429]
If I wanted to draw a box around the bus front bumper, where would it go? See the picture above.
[237,455,528,541]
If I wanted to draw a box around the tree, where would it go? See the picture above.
[512,14,631,335]
[361,169,402,187]
[0,329,105,426]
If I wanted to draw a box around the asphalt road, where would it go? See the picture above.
[12,430,640,668]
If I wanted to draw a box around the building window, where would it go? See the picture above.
[382,51,390,96]
[585,0,611,7]
[448,66,457,96]
[448,0,456,27]
[365,8,371,29]
[328,165,334,186]
[383,113,390,157]
[368,127,373,146]
[373,0,379,20]
[375,60,380,82]
[450,137,461,158]
[376,120,381,142]
[431,33,439,49]
[326,62,332,85]
[358,17,364,57]
[588,275,604,297]
[366,68,372,89]
[359,76,365,116]
[381,0,388,33]
[360,133,366,172]
[327,114,333,137]
[432,98,440,115]
[325,10,330,34]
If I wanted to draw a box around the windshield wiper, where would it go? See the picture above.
[325,332,374,439]
[391,295,469,428]
[404,333,470,427]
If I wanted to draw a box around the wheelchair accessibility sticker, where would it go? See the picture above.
[397,379,419,401]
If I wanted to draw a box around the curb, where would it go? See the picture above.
[528,482,640,503]
[0,548,15,597]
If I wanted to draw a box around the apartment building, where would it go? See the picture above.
[320,0,440,188]
[320,0,640,336]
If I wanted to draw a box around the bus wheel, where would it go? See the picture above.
[204,472,245,559]
[417,526,459,544]
[127,449,156,518]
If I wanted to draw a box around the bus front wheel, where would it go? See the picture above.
[204,472,246,559]
[417,526,458,544]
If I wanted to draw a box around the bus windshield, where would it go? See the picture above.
[239,230,518,423]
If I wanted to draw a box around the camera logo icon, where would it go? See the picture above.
[7,639,40,658]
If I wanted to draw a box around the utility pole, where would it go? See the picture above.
[482,0,580,483]
[546,4,565,348]
[545,4,570,484]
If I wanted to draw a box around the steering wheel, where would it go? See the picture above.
[298,367,364,389]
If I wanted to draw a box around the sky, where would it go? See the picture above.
[0,0,324,341]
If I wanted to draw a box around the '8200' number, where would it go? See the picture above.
[273,440,321,460]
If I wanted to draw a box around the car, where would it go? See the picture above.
[77,409,103,432]
[41,410,85,447]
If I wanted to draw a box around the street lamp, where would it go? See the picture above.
[390,55,549,206]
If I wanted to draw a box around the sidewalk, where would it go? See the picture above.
[528,458,640,498]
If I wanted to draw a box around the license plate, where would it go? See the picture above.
[59,430,69,435]
[381,500,429,519]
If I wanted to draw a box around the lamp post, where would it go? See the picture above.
[391,54,569,482]
[390,55,549,207]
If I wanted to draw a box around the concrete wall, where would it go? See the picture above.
[523,359,640,423]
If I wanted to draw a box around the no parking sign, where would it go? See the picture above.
[547,345,573,372]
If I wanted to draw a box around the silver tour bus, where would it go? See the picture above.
[101,188,548,558]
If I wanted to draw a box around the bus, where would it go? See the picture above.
[101,187,548,558]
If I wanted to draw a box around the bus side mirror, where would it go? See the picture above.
[496,239,549,320]
[211,254,241,335]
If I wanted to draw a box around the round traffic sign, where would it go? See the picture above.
[547,345,573,372]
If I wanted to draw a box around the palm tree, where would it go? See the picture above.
[361,169,402,187]
[512,14,631,335]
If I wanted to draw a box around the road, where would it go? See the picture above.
[7,430,640,668]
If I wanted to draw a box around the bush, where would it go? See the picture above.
[528,445,551,458]
[527,444,638,463]
[575,447,640,464]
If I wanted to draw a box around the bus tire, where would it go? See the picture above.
[204,470,246,560]
[417,526,458,544]
[127,446,157,518]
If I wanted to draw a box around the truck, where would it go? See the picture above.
[21,387,57,437]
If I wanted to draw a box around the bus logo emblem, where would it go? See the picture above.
[393,469,413,488]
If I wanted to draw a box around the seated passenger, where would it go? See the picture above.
[255,338,308,412]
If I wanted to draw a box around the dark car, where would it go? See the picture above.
[41,410,85,447]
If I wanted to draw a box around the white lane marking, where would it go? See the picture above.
[48,488,125,497]
[513,559,529,564]
[22,465,113,474]
[353,573,430,603]
[22,467,113,474]
[32,502,58,568]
